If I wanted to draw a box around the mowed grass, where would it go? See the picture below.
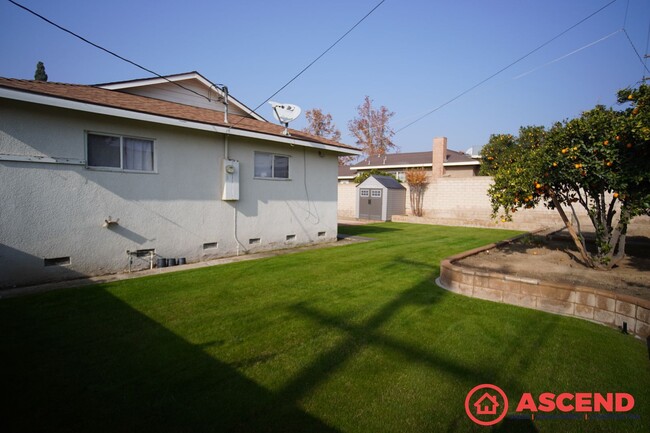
[1,222,648,433]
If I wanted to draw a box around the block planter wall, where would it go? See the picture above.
[438,240,650,339]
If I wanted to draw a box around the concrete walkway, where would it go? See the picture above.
[0,234,373,300]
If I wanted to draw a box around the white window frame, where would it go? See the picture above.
[360,189,369,197]
[371,190,382,198]
[85,131,156,173]
[254,151,291,180]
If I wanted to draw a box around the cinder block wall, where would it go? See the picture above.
[338,176,587,230]
[337,183,357,218]
[338,176,650,233]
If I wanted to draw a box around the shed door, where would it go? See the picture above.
[359,188,382,220]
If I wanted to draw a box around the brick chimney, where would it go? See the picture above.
[432,137,447,178]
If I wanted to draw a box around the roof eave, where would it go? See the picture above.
[0,87,360,156]
[352,163,433,171]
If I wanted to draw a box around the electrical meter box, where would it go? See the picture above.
[222,159,239,201]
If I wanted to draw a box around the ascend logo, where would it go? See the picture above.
[465,384,637,426]
[464,384,509,426]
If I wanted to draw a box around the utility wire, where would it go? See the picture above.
[232,0,386,127]
[8,0,220,102]
[644,16,650,79]
[396,0,619,133]
[623,29,650,75]
[513,30,622,80]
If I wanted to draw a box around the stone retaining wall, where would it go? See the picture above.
[437,238,650,339]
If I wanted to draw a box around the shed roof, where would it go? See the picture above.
[359,175,405,190]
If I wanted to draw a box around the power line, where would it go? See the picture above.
[8,0,219,102]
[396,0,619,134]
[232,0,387,127]
[623,29,650,75]
[513,30,622,80]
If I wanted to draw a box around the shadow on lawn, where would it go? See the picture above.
[286,272,559,430]
[1,288,339,433]
[2,262,560,432]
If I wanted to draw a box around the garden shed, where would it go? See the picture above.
[357,175,406,221]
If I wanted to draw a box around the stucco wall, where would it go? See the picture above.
[0,100,338,288]
[116,81,250,116]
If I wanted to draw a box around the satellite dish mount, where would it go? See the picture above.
[269,101,301,136]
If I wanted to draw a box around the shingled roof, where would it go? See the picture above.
[0,77,359,154]
[352,149,477,169]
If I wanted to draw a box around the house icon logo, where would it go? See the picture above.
[465,384,509,426]
[474,392,499,415]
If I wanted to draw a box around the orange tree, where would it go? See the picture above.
[481,85,650,269]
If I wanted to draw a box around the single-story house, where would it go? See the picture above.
[339,137,480,182]
[337,165,356,183]
[0,72,360,288]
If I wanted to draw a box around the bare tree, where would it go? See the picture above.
[303,108,351,164]
[348,96,397,158]
[303,108,342,141]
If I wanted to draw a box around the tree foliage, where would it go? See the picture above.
[348,96,397,159]
[34,61,48,82]
[303,108,342,142]
[353,169,399,184]
[405,168,429,217]
[303,108,351,165]
[482,85,650,269]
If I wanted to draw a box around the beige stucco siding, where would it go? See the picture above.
[0,100,337,287]
[117,81,250,116]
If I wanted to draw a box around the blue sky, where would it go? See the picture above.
[1,0,649,153]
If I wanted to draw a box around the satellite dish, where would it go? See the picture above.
[269,101,301,135]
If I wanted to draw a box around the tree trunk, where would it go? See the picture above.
[550,192,594,267]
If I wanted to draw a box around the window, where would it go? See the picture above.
[371,190,382,198]
[87,132,154,172]
[254,152,289,179]
[360,189,369,197]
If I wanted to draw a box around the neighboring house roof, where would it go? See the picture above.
[352,149,478,170]
[0,77,360,155]
[338,165,356,179]
[95,71,266,122]
[360,175,405,190]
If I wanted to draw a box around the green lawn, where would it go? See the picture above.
[1,223,648,432]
